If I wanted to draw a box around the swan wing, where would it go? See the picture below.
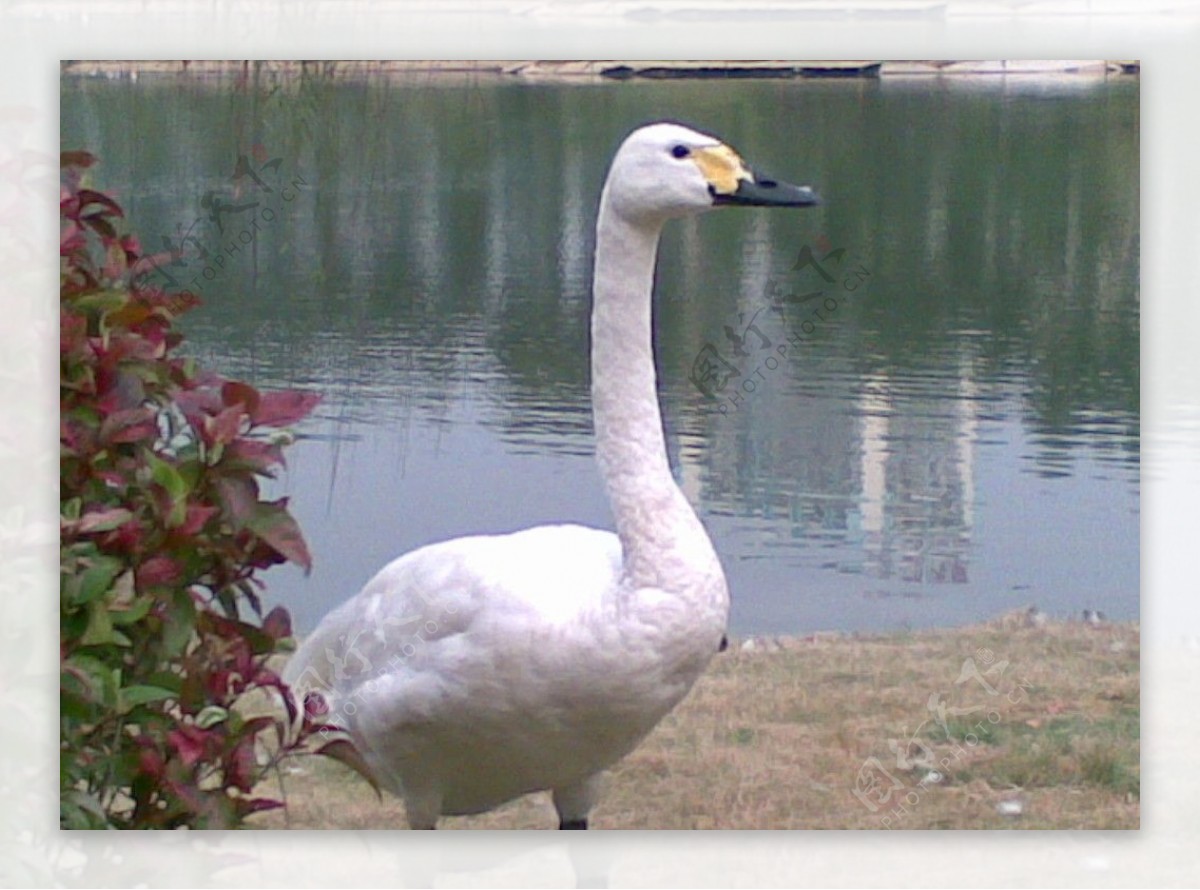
[283,525,625,773]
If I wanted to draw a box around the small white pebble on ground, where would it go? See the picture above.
[996,799,1024,816]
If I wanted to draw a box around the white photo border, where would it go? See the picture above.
[10,1,1197,885]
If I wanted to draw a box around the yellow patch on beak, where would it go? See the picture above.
[692,145,752,195]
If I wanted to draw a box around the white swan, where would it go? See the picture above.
[283,122,819,829]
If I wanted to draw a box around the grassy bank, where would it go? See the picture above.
[253,613,1138,830]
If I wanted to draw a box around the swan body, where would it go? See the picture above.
[284,122,818,828]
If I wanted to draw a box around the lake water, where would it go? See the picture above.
[61,69,1140,636]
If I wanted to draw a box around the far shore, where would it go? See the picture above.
[62,59,1140,83]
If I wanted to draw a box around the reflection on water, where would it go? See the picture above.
[60,70,1139,634]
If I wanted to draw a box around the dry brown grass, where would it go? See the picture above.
[252,614,1139,830]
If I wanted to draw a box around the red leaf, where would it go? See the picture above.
[111,519,145,555]
[226,737,258,793]
[176,388,224,432]
[119,233,142,265]
[221,381,260,416]
[76,188,124,220]
[203,403,247,447]
[251,390,320,428]
[262,606,292,640]
[61,150,96,169]
[76,507,134,534]
[278,684,299,726]
[83,214,118,242]
[137,555,183,588]
[214,475,259,526]
[138,746,165,779]
[178,503,219,536]
[238,797,284,817]
[224,438,284,472]
[168,726,208,768]
[61,220,86,255]
[246,500,313,573]
[99,406,157,445]
[95,368,148,415]
[60,312,88,353]
[205,668,235,700]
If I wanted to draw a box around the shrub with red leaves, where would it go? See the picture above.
[60,151,350,828]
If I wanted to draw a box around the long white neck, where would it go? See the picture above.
[590,196,722,594]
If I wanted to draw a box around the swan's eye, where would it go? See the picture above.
[670,144,691,159]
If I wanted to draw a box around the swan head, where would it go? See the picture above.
[602,122,820,224]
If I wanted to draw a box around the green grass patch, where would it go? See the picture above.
[980,713,1139,797]
[730,727,756,745]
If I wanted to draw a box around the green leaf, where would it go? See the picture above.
[196,706,229,729]
[69,554,125,606]
[176,458,203,492]
[71,661,123,712]
[60,687,95,724]
[144,670,184,695]
[119,685,176,713]
[61,789,110,829]
[77,507,134,534]
[79,599,118,645]
[110,594,154,626]
[147,453,190,527]
[163,586,196,657]
[64,652,114,700]
[62,497,83,522]
[71,288,129,316]
[233,620,277,657]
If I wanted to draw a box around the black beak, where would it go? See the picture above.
[712,171,820,208]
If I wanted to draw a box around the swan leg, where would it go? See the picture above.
[553,775,600,830]
[405,787,442,830]
[407,811,438,830]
